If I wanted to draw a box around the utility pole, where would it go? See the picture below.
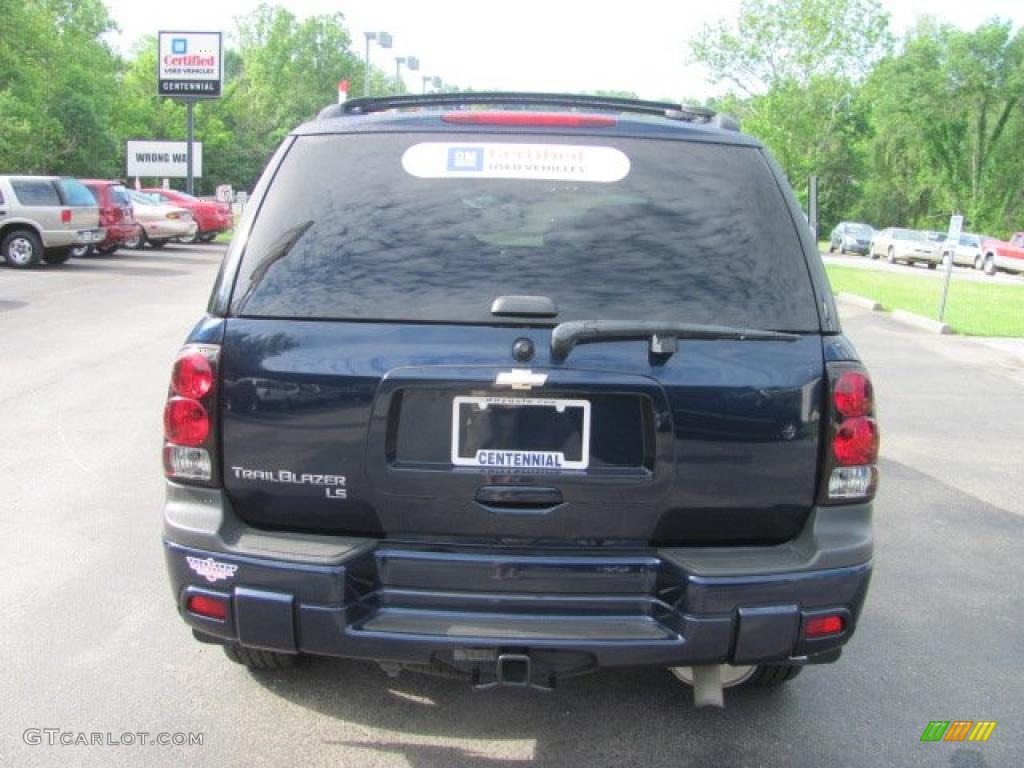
[185,101,194,196]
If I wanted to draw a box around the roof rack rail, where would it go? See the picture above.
[316,92,740,131]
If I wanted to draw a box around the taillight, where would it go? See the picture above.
[441,111,617,127]
[821,365,879,503]
[164,344,219,484]
[803,614,846,638]
[186,594,228,620]
[61,209,72,223]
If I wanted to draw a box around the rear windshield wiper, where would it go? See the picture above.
[550,320,800,361]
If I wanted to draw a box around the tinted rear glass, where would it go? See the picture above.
[231,134,819,330]
[12,180,60,206]
[59,179,96,206]
[111,186,131,205]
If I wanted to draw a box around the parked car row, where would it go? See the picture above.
[0,174,233,268]
[828,220,1024,276]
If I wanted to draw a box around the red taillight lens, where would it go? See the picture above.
[164,397,209,446]
[834,371,872,417]
[804,614,846,638]
[61,209,72,223]
[186,594,227,620]
[442,111,617,127]
[172,353,214,399]
[833,416,879,465]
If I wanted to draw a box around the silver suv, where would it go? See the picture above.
[0,176,105,268]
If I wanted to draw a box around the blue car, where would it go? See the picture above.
[161,93,878,707]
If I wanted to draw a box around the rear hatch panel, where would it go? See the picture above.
[220,320,823,545]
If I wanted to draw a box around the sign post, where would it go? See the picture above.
[157,31,223,195]
[937,213,964,322]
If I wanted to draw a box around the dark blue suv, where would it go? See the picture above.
[162,93,877,706]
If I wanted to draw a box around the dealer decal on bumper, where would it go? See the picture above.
[186,556,238,583]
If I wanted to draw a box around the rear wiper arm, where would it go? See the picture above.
[550,320,800,361]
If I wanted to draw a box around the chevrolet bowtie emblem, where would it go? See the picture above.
[495,370,548,390]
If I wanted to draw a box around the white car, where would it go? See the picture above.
[124,190,197,249]
[940,233,989,270]
[869,227,939,268]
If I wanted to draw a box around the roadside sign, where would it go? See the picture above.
[126,140,203,178]
[946,214,964,245]
[158,31,223,98]
[937,213,965,322]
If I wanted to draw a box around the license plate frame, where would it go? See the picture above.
[450,395,591,470]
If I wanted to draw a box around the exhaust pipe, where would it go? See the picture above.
[690,665,725,708]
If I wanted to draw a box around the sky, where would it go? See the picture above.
[103,0,1022,100]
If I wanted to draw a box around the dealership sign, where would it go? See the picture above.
[126,140,203,178]
[158,31,222,98]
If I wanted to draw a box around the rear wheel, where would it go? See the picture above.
[887,246,896,264]
[2,229,43,268]
[984,255,996,276]
[123,229,144,249]
[927,261,937,270]
[670,663,801,690]
[95,243,119,255]
[222,643,297,670]
[178,230,200,245]
[974,255,983,270]
[70,245,91,257]
[148,238,168,249]
[42,248,73,265]
[198,232,218,243]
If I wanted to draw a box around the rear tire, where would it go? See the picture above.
[95,243,119,255]
[123,230,144,248]
[927,262,937,270]
[974,255,983,270]
[745,664,803,688]
[670,663,802,690]
[2,229,43,268]
[148,238,168,249]
[42,248,73,265]
[222,643,296,670]
[70,245,92,258]
[887,246,896,264]
[178,230,200,245]
[198,232,218,243]
[984,255,996,276]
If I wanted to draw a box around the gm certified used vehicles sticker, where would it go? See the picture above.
[401,142,631,182]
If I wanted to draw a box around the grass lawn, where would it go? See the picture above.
[214,230,234,244]
[825,264,1024,337]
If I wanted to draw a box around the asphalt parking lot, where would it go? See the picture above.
[2,244,1022,767]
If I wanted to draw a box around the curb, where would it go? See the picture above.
[891,309,953,335]
[835,292,882,311]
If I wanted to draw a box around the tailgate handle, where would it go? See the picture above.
[475,485,563,511]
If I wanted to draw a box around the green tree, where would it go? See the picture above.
[858,19,1024,234]
[691,0,892,228]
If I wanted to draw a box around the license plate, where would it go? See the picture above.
[451,396,591,470]
[81,230,100,242]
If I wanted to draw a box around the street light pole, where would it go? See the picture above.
[363,32,376,96]
[363,31,392,96]
[395,57,404,91]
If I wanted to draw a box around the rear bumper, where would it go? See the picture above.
[98,222,138,247]
[164,484,872,672]
[42,228,106,248]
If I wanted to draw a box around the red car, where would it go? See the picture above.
[140,188,233,243]
[980,232,1024,276]
[74,179,139,255]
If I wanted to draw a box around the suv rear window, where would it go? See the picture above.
[111,186,131,205]
[12,180,60,206]
[231,134,819,331]
[59,179,96,206]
